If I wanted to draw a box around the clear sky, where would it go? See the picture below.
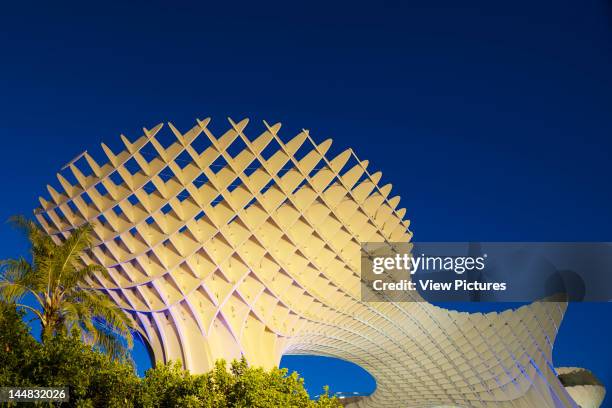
[0,0,611,404]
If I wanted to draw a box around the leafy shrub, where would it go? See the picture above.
[0,302,342,407]
[0,302,139,407]
[137,358,340,407]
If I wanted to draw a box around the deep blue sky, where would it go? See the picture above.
[1,0,611,404]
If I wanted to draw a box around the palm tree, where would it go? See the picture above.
[0,216,135,359]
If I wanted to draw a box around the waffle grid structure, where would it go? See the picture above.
[35,118,581,407]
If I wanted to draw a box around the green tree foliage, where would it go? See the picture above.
[0,301,139,407]
[0,302,343,407]
[138,358,341,408]
[0,216,135,358]
[0,300,39,388]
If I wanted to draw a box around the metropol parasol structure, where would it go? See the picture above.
[34,118,604,407]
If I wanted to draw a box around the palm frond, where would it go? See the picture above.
[68,289,135,347]
[53,223,96,286]
[14,303,44,321]
[63,263,112,290]
[72,316,132,361]
[0,258,31,301]
[0,257,31,281]
[9,216,55,260]
[0,281,28,303]
[87,322,133,361]
[7,216,55,297]
[1,257,46,292]
[0,258,45,305]
[61,301,90,327]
